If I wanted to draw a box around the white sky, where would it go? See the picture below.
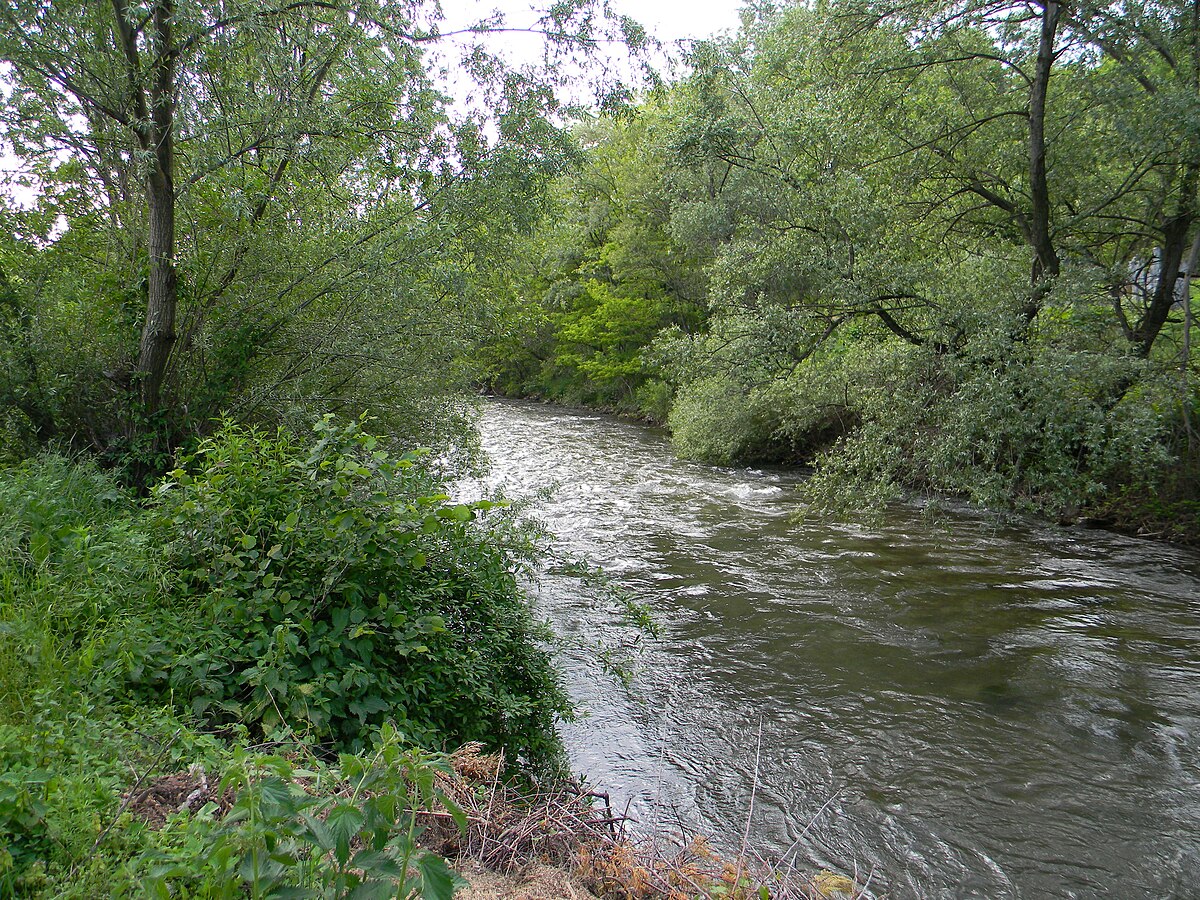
[613,0,745,41]
[434,0,748,100]
[427,0,750,119]
[463,0,746,42]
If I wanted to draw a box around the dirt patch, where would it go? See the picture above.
[455,860,594,900]
[418,744,621,871]
[124,766,234,829]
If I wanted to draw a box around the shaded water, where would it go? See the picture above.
[475,400,1200,898]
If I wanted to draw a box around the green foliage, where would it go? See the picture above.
[477,111,708,420]
[0,684,468,898]
[480,1,1200,539]
[801,345,1173,515]
[138,417,570,763]
[0,431,579,894]
[0,455,168,725]
[0,690,199,898]
[0,0,644,481]
[668,376,771,465]
[141,727,467,900]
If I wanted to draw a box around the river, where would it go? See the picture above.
[473,399,1200,899]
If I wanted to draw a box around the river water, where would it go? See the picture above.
[473,399,1200,899]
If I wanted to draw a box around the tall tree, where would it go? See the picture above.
[0,0,628,474]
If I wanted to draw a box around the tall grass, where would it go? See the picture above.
[0,455,169,727]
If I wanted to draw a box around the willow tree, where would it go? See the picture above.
[0,0,628,476]
[631,0,1199,517]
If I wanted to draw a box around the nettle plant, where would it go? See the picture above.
[138,417,570,764]
[142,725,467,899]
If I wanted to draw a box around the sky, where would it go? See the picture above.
[433,0,749,99]
[616,0,745,41]
[426,0,749,117]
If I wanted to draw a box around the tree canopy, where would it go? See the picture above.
[0,0,638,477]
[480,0,1200,539]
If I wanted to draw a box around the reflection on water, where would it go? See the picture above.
[472,400,1200,899]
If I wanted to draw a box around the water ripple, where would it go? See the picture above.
[472,400,1200,899]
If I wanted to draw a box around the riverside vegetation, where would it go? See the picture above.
[0,417,573,895]
[0,423,861,897]
[477,1,1200,544]
[0,2,650,890]
[1,0,1196,895]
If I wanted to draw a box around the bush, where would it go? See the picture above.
[668,375,769,465]
[140,417,570,765]
[0,429,579,894]
[802,343,1175,517]
[138,727,465,900]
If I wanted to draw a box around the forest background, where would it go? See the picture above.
[479,0,1200,545]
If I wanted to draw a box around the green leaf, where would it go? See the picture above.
[416,853,461,900]
[300,811,335,853]
[438,793,468,833]
[437,505,473,523]
[351,848,407,879]
[327,802,366,866]
[346,881,397,900]
[257,776,297,816]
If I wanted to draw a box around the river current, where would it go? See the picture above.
[472,399,1200,898]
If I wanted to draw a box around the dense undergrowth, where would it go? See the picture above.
[0,417,570,897]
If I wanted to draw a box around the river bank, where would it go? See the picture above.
[0,414,863,899]
[0,421,572,896]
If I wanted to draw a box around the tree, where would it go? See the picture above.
[478,110,708,415]
[0,0,634,476]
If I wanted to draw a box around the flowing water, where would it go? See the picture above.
[473,399,1200,899]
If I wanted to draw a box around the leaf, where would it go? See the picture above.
[257,776,297,816]
[300,811,335,853]
[327,802,366,866]
[438,793,469,833]
[351,848,407,879]
[346,880,397,900]
[416,852,461,900]
[437,505,473,523]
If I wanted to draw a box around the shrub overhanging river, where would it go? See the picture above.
[471,400,1200,899]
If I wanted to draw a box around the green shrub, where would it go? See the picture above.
[802,344,1174,517]
[141,417,570,765]
[668,375,774,465]
[0,431,576,894]
[139,726,464,900]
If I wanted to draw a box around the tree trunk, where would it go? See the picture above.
[136,0,178,415]
[1134,192,1194,358]
[140,168,176,413]
[1025,0,1061,323]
